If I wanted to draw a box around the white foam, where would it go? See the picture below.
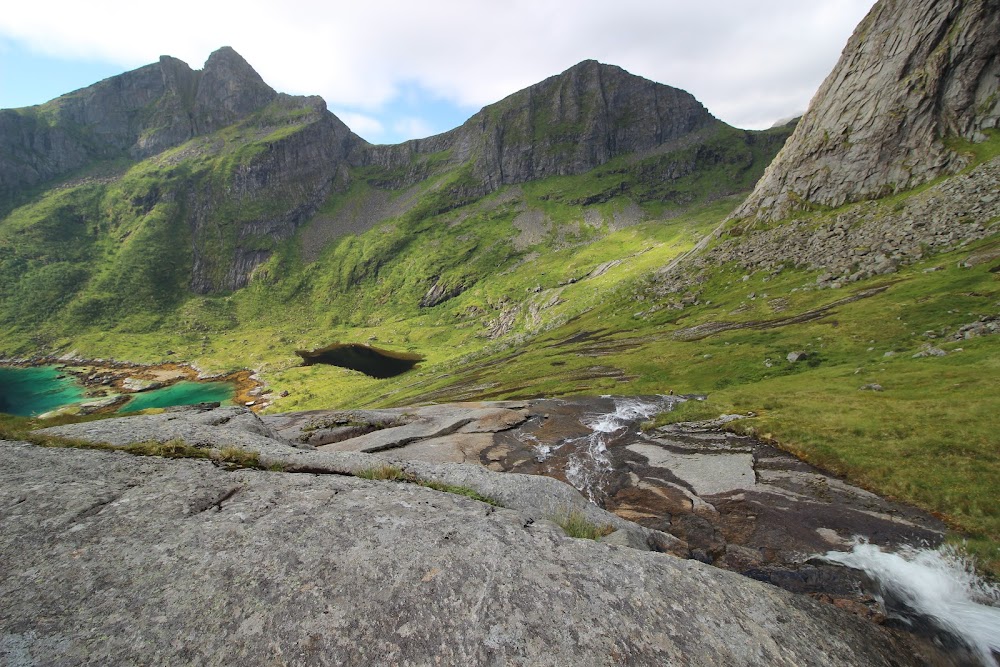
[824,542,1000,666]
[565,397,672,501]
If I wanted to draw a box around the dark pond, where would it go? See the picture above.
[296,343,423,379]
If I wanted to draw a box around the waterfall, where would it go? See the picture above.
[565,396,675,502]
[824,541,1000,666]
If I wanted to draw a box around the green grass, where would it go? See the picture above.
[355,464,408,481]
[551,510,615,540]
[646,397,736,428]
[353,464,501,505]
[415,479,502,506]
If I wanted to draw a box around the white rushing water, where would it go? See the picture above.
[565,396,675,502]
[824,542,1000,666]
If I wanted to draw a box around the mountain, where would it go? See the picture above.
[0,52,787,323]
[730,0,1000,221]
[358,59,720,193]
[0,47,281,199]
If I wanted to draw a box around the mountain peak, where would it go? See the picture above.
[194,46,276,129]
[462,58,718,189]
[202,46,260,79]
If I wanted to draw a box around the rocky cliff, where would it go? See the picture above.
[184,95,359,292]
[355,60,721,195]
[730,0,1000,222]
[0,47,283,205]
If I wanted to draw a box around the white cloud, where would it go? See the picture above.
[333,111,385,141]
[0,0,877,132]
[392,117,435,142]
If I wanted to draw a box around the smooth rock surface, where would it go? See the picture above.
[0,440,936,666]
[39,406,682,556]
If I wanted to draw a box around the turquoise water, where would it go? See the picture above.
[118,381,234,413]
[0,366,235,416]
[0,366,88,416]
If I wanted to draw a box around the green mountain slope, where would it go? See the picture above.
[2,4,999,579]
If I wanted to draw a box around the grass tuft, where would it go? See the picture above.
[355,464,408,481]
[416,479,502,506]
[552,509,615,540]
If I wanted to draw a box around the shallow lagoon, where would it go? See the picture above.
[0,366,88,416]
[0,366,234,416]
[117,381,234,413]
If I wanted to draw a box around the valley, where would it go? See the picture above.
[1,0,999,662]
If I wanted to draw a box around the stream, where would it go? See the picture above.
[267,394,1000,664]
[493,395,1000,665]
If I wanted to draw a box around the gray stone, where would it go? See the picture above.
[731,0,1000,222]
[627,442,756,496]
[786,351,808,363]
[599,528,650,551]
[38,407,679,556]
[912,346,947,358]
[0,440,932,666]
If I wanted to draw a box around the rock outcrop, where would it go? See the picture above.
[655,153,1000,295]
[1,421,941,664]
[185,95,359,292]
[731,0,1000,222]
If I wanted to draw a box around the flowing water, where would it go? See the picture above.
[519,397,999,664]
[824,542,1000,666]
[564,395,677,502]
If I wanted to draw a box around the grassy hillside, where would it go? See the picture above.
[2,108,998,575]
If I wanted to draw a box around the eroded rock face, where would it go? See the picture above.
[0,440,934,666]
[731,0,1000,222]
[0,47,280,198]
[354,60,720,195]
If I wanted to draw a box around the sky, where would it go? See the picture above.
[0,1,877,145]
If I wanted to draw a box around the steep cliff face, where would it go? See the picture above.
[731,0,1000,222]
[0,46,279,205]
[355,60,721,195]
[186,96,359,292]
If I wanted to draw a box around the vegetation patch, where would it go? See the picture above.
[551,510,615,540]
[646,398,735,429]
[416,479,502,506]
[352,464,501,505]
[355,464,409,481]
